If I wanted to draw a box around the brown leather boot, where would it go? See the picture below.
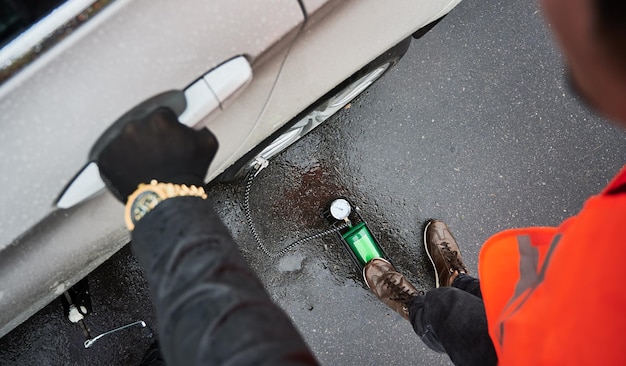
[363,258,421,320]
[424,219,468,288]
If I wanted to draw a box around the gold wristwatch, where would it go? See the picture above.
[124,179,208,230]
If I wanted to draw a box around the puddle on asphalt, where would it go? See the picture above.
[278,162,349,225]
[252,153,434,288]
[278,253,306,272]
[213,119,435,290]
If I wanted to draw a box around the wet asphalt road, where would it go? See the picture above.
[2,0,626,365]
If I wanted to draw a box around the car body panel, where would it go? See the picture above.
[0,0,462,338]
[299,0,332,15]
[207,0,463,178]
[55,55,254,209]
[0,0,303,251]
[0,0,304,337]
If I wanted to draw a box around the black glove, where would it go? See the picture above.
[96,106,218,203]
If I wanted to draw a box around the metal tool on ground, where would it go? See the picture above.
[84,320,149,348]
[62,291,91,340]
[61,278,93,340]
[60,277,152,348]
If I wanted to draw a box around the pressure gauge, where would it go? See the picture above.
[330,198,352,220]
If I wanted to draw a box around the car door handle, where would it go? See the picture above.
[179,56,252,127]
[55,56,252,209]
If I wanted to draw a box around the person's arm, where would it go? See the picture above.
[92,106,318,365]
[132,197,317,365]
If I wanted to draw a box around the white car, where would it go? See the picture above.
[0,0,461,338]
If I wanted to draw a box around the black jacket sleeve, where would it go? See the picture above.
[131,196,318,365]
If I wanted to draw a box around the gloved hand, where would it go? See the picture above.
[96,107,218,203]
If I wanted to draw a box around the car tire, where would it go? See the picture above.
[217,37,412,182]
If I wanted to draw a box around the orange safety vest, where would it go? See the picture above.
[479,164,626,365]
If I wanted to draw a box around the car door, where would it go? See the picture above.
[0,0,304,338]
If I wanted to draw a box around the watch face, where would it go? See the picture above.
[130,190,163,224]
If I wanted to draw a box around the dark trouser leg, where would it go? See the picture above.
[451,273,482,299]
[408,277,497,366]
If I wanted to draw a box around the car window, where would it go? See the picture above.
[0,0,66,47]
[0,0,114,85]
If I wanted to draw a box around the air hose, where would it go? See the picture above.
[243,158,350,258]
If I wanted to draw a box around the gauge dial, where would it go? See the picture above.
[330,198,352,220]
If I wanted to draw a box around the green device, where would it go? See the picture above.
[324,198,391,270]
